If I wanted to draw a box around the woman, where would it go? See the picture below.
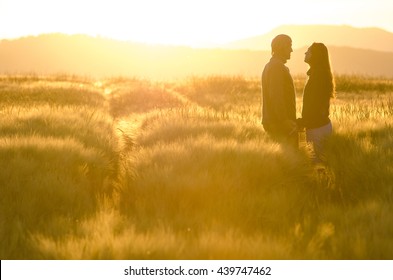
[297,43,335,164]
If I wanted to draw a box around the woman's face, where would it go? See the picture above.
[304,48,312,64]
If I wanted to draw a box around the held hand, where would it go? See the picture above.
[284,120,297,135]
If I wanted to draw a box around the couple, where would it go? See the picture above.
[262,34,335,164]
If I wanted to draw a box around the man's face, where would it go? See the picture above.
[282,40,293,60]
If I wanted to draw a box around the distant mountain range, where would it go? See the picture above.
[1,25,393,78]
[225,25,393,53]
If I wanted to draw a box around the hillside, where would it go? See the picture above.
[288,46,393,77]
[225,25,393,52]
[1,32,393,78]
[0,34,266,78]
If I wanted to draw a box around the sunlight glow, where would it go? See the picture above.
[1,0,393,46]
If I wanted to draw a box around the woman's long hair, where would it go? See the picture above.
[308,43,336,98]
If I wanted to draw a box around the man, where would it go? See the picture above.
[261,34,298,148]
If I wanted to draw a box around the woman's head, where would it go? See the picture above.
[305,43,336,97]
[304,43,331,69]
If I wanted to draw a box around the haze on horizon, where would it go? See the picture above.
[1,0,393,47]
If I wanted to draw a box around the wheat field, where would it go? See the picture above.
[0,74,392,259]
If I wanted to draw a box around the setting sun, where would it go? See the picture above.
[1,0,393,46]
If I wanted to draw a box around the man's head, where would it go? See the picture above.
[271,34,293,61]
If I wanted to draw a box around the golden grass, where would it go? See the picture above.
[1,74,392,259]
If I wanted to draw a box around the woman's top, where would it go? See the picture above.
[300,69,332,129]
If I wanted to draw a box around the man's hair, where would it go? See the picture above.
[271,34,292,55]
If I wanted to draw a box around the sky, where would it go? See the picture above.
[1,0,393,47]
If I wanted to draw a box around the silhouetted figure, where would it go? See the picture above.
[261,34,297,148]
[297,43,335,164]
